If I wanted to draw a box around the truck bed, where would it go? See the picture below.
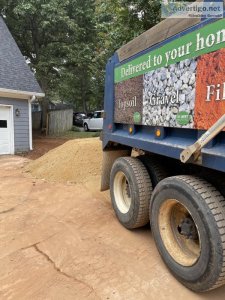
[103,14,225,173]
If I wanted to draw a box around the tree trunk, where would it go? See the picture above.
[81,74,88,114]
[39,79,49,132]
[41,98,49,131]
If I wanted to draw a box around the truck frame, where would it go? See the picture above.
[101,5,225,293]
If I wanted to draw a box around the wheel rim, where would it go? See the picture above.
[114,171,132,214]
[158,199,201,267]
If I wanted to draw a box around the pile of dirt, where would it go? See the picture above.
[25,138,102,184]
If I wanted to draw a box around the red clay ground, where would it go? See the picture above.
[1,140,225,299]
[24,135,68,160]
[23,131,100,160]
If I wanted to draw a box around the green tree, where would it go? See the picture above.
[93,0,162,111]
[0,0,163,121]
[0,0,97,120]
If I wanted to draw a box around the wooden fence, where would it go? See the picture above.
[47,109,73,135]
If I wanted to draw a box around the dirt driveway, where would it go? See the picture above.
[1,155,225,300]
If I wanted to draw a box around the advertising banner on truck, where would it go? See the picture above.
[114,18,225,130]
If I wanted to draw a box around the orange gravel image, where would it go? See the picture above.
[195,49,225,130]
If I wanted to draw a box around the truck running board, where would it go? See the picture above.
[180,114,225,164]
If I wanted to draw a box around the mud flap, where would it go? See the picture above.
[101,149,131,191]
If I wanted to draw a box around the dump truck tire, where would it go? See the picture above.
[110,157,152,229]
[202,171,225,200]
[101,149,132,192]
[138,155,169,188]
[150,175,225,292]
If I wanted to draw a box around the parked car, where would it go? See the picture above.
[73,112,86,127]
[83,110,104,131]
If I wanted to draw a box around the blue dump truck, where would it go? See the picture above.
[101,12,225,292]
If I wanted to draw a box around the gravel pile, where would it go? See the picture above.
[143,58,197,128]
[25,138,102,184]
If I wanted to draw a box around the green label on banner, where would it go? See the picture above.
[176,111,191,126]
[114,19,225,83]
[133,112,141,123]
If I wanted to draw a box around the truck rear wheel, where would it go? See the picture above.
[202,170,225,199]
[110,157,152,229]
[138,155,169,188]
[150,175,225,292]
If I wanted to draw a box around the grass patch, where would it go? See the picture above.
[72,126,81,132]
[51,130,101,139]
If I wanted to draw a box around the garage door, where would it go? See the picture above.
[0,106,13,155]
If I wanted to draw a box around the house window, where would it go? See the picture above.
[32,104,40,112]
[0,120,7,128]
